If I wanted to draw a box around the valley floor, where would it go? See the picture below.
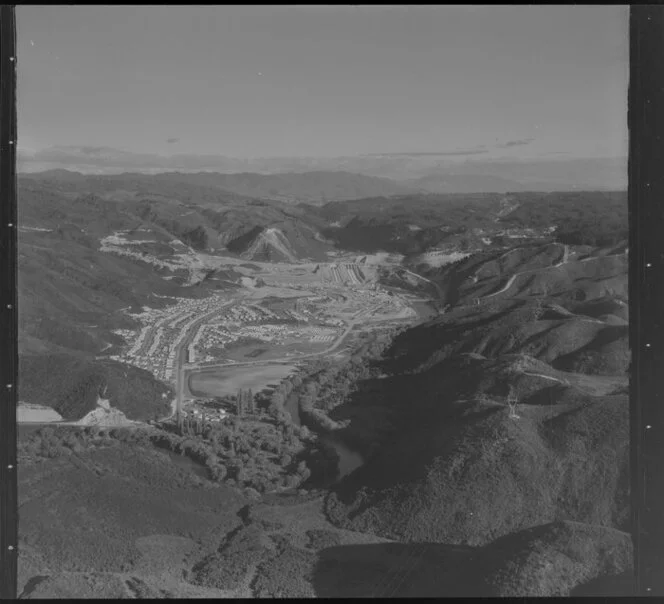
[17,238,631,598]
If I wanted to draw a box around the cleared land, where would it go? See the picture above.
[17,403,63,423]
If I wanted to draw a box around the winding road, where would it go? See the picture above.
[482,273,520,300]
[521,371,565,384]
[170,299,236,420]
[474,243,626,303]
[481,244,569,301]
[554,244,570,268]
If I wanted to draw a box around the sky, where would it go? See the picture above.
[16,5,628,166]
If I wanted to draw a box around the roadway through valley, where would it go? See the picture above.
[176,301,384,411]
[399,267,445,301]
[171,299,236,420]
[160,261,443,416]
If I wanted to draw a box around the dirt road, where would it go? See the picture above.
[479,243,580,302]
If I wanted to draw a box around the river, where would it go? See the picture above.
[284,392,365,482]
[319,433,365,480]
[280,297,439,482]
[162,449,209,479]
[185,290,434,483]
[411,299,439,322]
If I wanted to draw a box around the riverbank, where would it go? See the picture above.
[284,391,366,484]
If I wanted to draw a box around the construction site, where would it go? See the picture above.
[105,256,422,398]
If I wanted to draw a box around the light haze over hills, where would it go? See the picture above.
[18,153,626,194]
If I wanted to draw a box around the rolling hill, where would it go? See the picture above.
[446,520,633,597]
[18,354,172,422]
[324,331,628,551]
[20,169,420,205]
[16,172,630,596]
[317,234,628,552]
[156,170,420,204]
[19,155,627,192]
[408,173,524,194]
[325,385,628,546]
[17,176,339,419]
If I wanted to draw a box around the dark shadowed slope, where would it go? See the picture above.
[454,520,633,597]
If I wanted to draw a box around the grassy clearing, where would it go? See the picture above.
[17,403,63,423]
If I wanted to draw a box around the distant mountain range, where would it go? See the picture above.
[21,169,418,205]
[19,151,627,194]
[407,174,524,194]
[153,170,420,204]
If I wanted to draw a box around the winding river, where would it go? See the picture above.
[319,433,365,480]
[285,392,366,482]
[185,287,437,483]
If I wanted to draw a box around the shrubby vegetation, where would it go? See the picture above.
[318,191,626,255]
[252,538,317,598]
[18,328,400,496]
[192,525,276,591]
[555,217,626,247]
[305,529,343,550]
[284,329,398,429]
[503,191,627,247]
[465,521,633,597]
[18,416,332,495]
[18,354,172,422]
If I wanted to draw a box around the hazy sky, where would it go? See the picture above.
[17,5,628,160]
